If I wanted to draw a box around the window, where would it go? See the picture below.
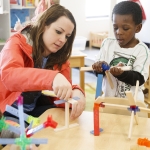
[85,0,111,19]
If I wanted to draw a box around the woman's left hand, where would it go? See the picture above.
[70,89,86,120]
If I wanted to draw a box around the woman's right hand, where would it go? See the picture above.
[52,73,72,101]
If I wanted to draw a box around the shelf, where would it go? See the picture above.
[10,5,35,9]
[0,42,5,46]
[0,11,9,14]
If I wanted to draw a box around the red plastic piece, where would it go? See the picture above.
[94,103,100,136]
[137,138,150,147]
[43,116,58,128]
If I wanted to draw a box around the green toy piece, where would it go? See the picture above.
[0,116,9,132]
[15,135,32,150]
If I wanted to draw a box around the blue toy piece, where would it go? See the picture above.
[92,63,109,135]
[95,63,110,99]
[101,63,110,71]
[90,128,103,135]
[95,74,103,99]
[127,106,140,115]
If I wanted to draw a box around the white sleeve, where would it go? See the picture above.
[133,44,150,81]
[95,38,108,62]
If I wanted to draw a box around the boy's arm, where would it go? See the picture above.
[112,44,150,86]
[114,71,145,86]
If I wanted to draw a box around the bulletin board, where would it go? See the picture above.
[10,9,29,28]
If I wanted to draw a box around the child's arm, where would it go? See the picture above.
[111,69,145,86]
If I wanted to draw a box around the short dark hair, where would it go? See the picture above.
[112,1,142,25]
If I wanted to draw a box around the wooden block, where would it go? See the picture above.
[80,67,93,71]
[117,66,132,71]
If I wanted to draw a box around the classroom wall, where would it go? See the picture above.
[60,0,111,40]
[60,0,150,43]
[135,0,150,43]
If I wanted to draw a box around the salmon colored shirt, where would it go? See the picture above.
[0,32,84,113]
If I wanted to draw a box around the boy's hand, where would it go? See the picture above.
[92,61,108,73]
[110,62,125,76]
[110,67,124,76]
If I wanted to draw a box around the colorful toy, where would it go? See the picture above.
[80,64,131,89]
[80,63,119,89]
[81,64,150,138]
[26,115,57,137]
[6,105,40,127]
[130,138,150,150]
[81,63,111,135]
[94,80,150,139]
[42,90,79,131]
[0,95,58,150]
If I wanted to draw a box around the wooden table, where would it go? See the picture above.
[3,108,150,150]
[69,51,86,91]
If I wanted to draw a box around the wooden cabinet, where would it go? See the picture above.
[89,32,108,48]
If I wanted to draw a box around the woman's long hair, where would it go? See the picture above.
[28,4,76,70]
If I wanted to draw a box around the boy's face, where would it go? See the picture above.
[112,14,141,48]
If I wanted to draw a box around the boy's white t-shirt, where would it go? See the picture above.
[96,37,150,101]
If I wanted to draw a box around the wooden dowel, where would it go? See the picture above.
[80,67,93,71]
[134,80,139,100]
[128,111,134,139]
[105,70,114,89]
[98,102,129,109]
[126,91,139,125]
[139,107,150,113]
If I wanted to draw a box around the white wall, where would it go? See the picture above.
[60,0,111,40]
[136,0,150,43]
[60,0,150,43]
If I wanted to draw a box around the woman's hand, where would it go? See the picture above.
[52,73,72,101]
[70,89,85,120]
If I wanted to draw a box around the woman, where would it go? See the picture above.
[0,4,85,124]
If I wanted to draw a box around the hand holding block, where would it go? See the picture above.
[42,90,79,104]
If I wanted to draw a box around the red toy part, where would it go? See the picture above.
[94,103,100,136]
[138,138,150,147]
[43,116,58,128]
[26,129,33,138]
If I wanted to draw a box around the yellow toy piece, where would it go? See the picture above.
[26,116,40,127]
[42,90,56,97]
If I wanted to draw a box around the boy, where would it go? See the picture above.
[92,1,150,101]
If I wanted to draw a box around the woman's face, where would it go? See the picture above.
[42,16,74,57]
